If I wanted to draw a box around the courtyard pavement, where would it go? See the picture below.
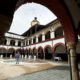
[0,59,80,80]
[7,64,71,80]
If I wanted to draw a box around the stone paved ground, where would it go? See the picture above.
[7,65,71,80]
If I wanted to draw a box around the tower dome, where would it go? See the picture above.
[31,17,40,27]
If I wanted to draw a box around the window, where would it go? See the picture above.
[18,41,21,46]
[10,40,15,46]
[0,39,7,45]
[55,27,63,37]
[38,34,42,42]
[45,31,50,40]
[26,41,28,46]
[33,38,36,43]
[29,40,31,45]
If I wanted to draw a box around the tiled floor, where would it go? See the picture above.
[7,65,71,80]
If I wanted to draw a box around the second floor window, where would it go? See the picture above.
[26,41,28,46]
[10,40,15,46]
[55,27,63,37]
[18,41,21,46]
[33,38,36,43]
[38,35,42,42]
[0,39,7,45]
[23,42,25,46]
[45,31,50,40]
[29,40,31,45]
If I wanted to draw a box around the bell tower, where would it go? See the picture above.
[31,17,40,27]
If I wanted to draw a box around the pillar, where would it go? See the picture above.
[31,38,33,44]
[15,40,18,46]
[37,52,38,59]
[43,52,45,60]
[25,40,26,46]
[68,54,70,64]
[42,32,45,41]
[7,38,10,45]
[28,39,29,45]
[50,31,55,39]
[68,42,79,80]
[21,41,23,46]
[36,35,38,43]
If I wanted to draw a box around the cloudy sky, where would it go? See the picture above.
[9,2,57,35]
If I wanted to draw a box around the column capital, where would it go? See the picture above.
[36,35,39,38]
[42,32,45,35]
[50,27,55,31]
[67,42,76,49]
[50,29,54,32]
[31,37,33,39]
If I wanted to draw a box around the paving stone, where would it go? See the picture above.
[7,65,71,80]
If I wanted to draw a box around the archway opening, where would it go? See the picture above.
[38,47,44,59]
[25,49,28,56]
[33,48,37,56]
[9,2,57,35]
[45,47,53,60]
[0,48,7,58]
[15,1,76,42]
[7,49,15,58]
[54,45,68,61]
[28,49,32,57]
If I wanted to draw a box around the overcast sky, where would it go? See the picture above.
[9,2,57,35]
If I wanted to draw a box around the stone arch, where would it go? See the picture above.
[53,43,65,52]
[24,48,28,56]
[0,48,7,57]
[55,27,63,38]
[38,46,44,59]
[16,48,24,55]
[7,48,16,57]
[44,45,53,60]
[16,0,76,42]
[45,31,50,40]
[53,43,68,61]
[16,48,21,53]
[21,49,25,55]
[28,48,32,55]
[32,47,37,58]
[44,45,52,53]
[0,39,7,45]
[0,47,7,52]
[8,48,16,52]
[25,48,28,53]
[10,40,15,46]
[37,46,44,52]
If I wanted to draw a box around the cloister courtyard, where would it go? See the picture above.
[0,58,80,80]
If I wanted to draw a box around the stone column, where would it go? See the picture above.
[50,31,55,39]
[31,37,33,44]
[21,41,23,46]
[15,40,18,46]
[25,40,26,46]
[37,52,38,59]
[68,54,70,64]
[28,39,29,45]
[7,38,10,45]
[44,52,45,60]
[36,35,38,43]
[68,42,79,80]
[42,32,45,41]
